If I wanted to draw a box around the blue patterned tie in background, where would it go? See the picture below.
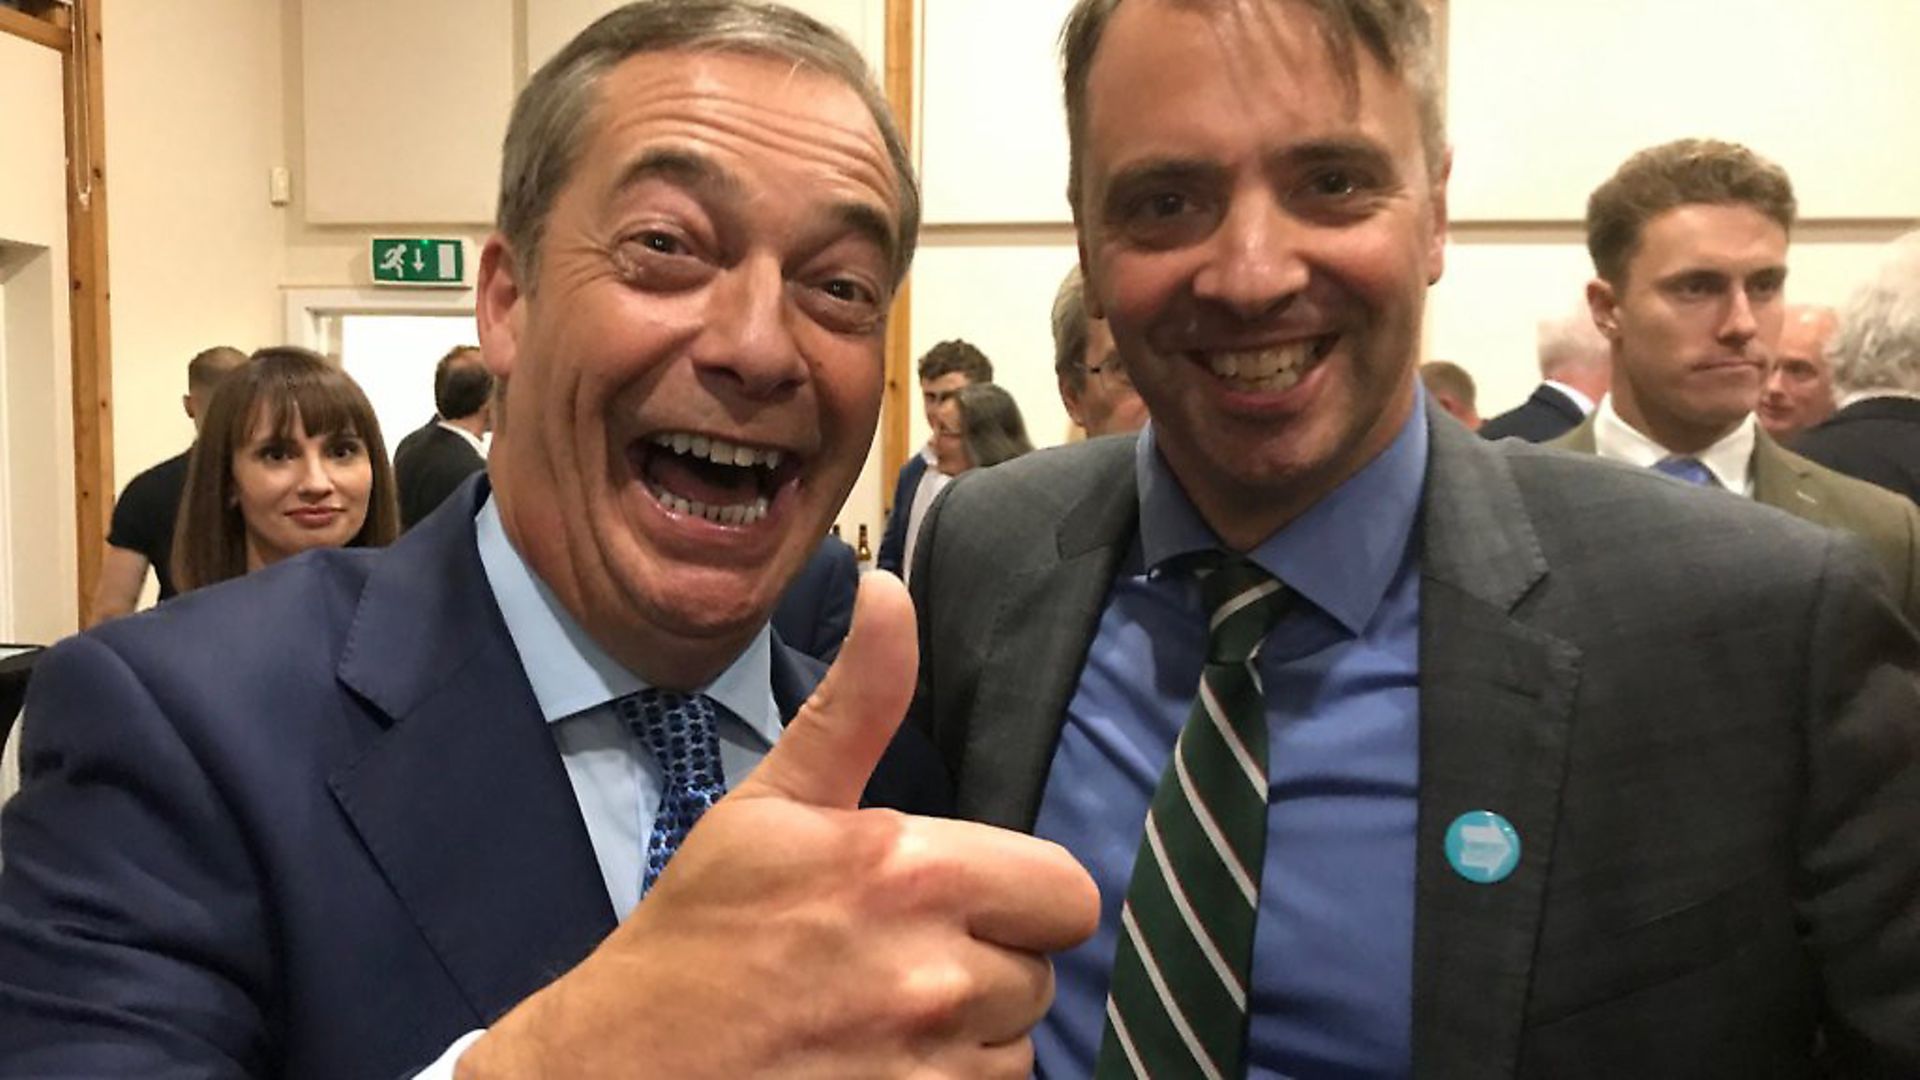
[1653,455,1717,487]
[617,689,727,897]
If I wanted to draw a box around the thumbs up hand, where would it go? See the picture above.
[459,573,1100,1079]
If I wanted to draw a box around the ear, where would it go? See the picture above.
[1058,373,1088,429]
[1586,278,1621,340]
[1425,148,1453,285]
[1077,239,1105,321]
[182,394,195,422]
[475,233,526,381]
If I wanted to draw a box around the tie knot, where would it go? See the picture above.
[1653,455,1717,487]
[1193,553,1289,665]
[618,689,723,787]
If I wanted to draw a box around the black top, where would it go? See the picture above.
[106,449,190,599]
[1790,397,1920,507]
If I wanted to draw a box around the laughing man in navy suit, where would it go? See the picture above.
[0,4,1096,1077]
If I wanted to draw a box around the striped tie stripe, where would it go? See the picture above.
[1096,555,1290,1080]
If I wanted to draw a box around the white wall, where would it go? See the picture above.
[103,0,289,487]
[0,32,78,644]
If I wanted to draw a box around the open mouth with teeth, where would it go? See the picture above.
[633,432,797,527]
[1201,335,1339,392]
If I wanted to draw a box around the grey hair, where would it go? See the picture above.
[497,0,919,287]
[1536,308,1610,379]
[1052,265,1092,390]
[1059,0,1446,215]
[1829,231,1920,395]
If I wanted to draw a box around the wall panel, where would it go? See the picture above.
[301,0,514,224]
[1449,0,1920,223]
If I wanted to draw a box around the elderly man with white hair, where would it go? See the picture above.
[1793,231,1920,504]
[1478,306,1612,442]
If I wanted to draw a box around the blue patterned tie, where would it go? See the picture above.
[1653,455,1717,487]
[616,689,727,897]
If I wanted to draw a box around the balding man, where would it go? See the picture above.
[1794,231,1920,503]
[88,345,247,625]
[1419,360,1480,429]
[1757,303,1838,440]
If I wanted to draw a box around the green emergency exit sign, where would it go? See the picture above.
[371,238,465,287]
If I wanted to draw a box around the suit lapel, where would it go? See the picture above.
[956,445,1138,831]
[330,478,615,1023]
[1750,429,1825,516]
[1412,410,1583,1074]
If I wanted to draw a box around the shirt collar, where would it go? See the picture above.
[918,441,938,466]
[1541,379,1596,415]
[1594,394,1755,494]
[435,420,487,456]
[1136,385,1429,636]
[473,497,780,744]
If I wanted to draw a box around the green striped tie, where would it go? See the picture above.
[1095,554,1290,1080]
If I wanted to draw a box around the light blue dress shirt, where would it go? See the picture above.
[473,497,784,918]
[1033,399,1428,1078]
[422,499,788,1075]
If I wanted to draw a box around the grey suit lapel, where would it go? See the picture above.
[1412,408,1583,1075]
[955,445,1138,831]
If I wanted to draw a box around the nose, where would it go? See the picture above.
[697,255,807,400]
[1191,191,1308,323]
[297,449,335,498]
[1718,289,1760,346]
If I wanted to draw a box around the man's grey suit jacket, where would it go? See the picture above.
[909,409,1920,1077]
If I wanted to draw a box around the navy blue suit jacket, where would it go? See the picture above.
[1478,383,1585,444]
[875,453,928,577]
[0,477,949,1078]
[772,535,859,663]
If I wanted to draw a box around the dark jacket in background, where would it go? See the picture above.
[1791,396,1920,507]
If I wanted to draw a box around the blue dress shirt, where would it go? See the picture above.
[473,497,784,918]
[1033,400,1428,1078]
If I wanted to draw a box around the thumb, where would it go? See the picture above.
[735,569,919,808]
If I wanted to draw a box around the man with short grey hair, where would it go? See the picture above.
[912,1,1920,1075]
[1757,303,1839,441]
[0,4,1094,1077]
[1479,308,1610,442]
[1794,231,1920,503]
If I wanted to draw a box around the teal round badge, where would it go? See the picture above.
[1445,810,1521,884]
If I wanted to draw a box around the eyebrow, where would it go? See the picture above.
[612,147,897,269]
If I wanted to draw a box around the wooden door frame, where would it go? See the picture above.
[0,0,112,628]
[881,0,915,508]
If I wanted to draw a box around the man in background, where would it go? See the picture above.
[1794,231,1920,503]
[874,338,992,579]
[1559,138,1920,621]
[1478,308,1610,442]
[87,344,246,625]
[912,3,1920,1075]
[1418,360,1480,429]
[1054,265,1148,438]
[1756,303,1838,441]
[394,346,493,528]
